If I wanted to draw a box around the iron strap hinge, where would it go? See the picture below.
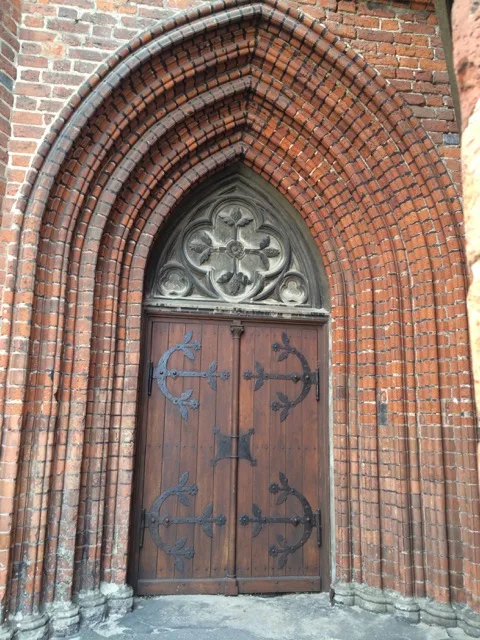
[316,509,322,547]
[139,508,146,548]
[147,362,154,396]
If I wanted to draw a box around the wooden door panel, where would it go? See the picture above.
[236,322,328,593]
[132,314,329,596]
[136,318,234,594]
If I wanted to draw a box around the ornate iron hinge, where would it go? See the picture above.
[239,472,320,568]
[243,332,319,421]
[145,472,226,571]
[151,330,230,420]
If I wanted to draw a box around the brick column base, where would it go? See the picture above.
[0,584,133,640]
[334,582,480,635]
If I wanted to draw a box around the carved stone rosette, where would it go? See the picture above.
[146,173,327,314]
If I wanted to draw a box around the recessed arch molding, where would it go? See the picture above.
[0,0,478,637]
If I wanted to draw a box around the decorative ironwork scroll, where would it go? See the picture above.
[152,330,230,420]
[243,332,319,421]
[146,472,226,571]
[210,427,256,467]
[239,472,320,568]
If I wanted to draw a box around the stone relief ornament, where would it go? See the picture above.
[183,203,286,303]
[146,173,327,312]
[157,265,192,298]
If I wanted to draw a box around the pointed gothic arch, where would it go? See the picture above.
[145,166,329,313]
[0,0,477,636]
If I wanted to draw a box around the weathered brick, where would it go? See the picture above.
[18,27,55,42]
[0,0,474,635]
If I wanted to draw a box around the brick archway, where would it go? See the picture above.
[0,0,477,635]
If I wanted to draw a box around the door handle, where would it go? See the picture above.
[139,508,146,548]
[147,362,154,396]
[316,509,322,547]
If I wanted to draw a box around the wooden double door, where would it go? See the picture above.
[130,313,330,595]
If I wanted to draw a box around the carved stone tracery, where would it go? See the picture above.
[147,173,326,312]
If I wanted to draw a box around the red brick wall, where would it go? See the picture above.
[0,0,20,219]
[0,0,477,637]
[4,0,461,208]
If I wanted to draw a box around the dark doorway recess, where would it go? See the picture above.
[129,167,330,595]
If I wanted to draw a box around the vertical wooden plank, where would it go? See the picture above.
[134,317,156,586]
[157,320,186,581]
[301,326,321,579]
[284,325,305,580]
[193,321,217,581]
[211,322,234,582]
[174,319,201,582]
[223,320,245,594]
[137,320,169,584]
[251,324,271,582]
[268,324,287,583]
[236,322,255,581]
[318,323,331,589]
